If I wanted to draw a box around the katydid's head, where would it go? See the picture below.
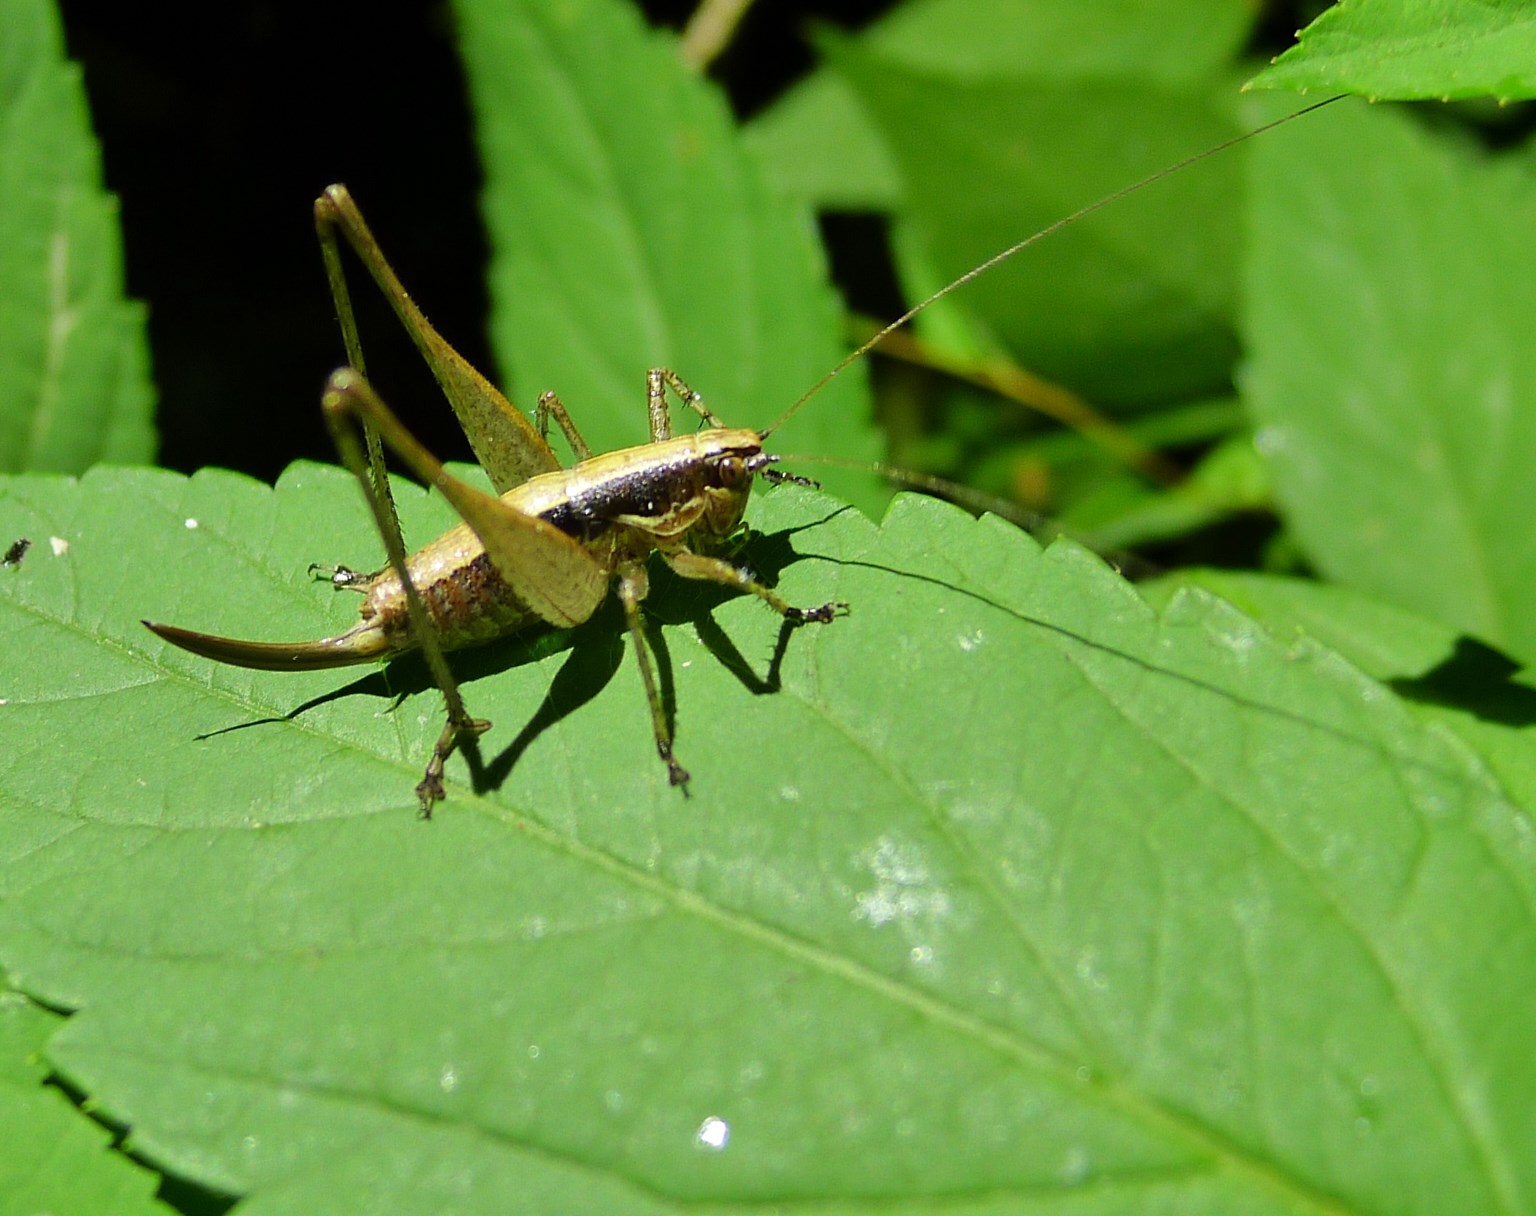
[682,439,824,544]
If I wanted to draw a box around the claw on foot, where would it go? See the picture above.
[786,600,848,625]
[416,715,492,819]
[661,746,691,796]
[309,562,373,591]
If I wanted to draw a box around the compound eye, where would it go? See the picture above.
[716,456,747,487]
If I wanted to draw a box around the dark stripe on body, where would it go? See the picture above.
[543,457,709,541]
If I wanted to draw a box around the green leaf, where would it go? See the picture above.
[833,0,1255,84]
[4,463,1536,1211]
[1145,569,1470,686]
[0,989,169,1216]
[1144,567,1536,833]
[1243,98,1536,666]
[454,0,878,510]
[1251,0,1536,101]
[0,0,156,473]
[744,70,904,211]
[748,0,1255,208]
[1057,430,1273,551]
[832,43,1248,408]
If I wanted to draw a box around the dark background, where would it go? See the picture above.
[56,0,895,481]
[57,2,1344,486]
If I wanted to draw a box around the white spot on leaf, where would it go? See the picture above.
[695,1115,730,1150]
[853,836,952,931]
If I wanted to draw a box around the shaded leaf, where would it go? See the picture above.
[748,0,1255,208]
[1243,98,1536,665]
[744,71,904,211]
[833,42,1248,408]
[0,0,155,473]
[1058,430,1273,551]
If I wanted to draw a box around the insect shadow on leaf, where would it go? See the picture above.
[1387,636,1536,727]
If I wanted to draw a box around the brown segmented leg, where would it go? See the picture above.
[322,369,489,818]
[535,390,591,462]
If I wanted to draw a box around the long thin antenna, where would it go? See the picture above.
[761,95,1343,438]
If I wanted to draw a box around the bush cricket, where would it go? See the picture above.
[143,100,1334,815]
